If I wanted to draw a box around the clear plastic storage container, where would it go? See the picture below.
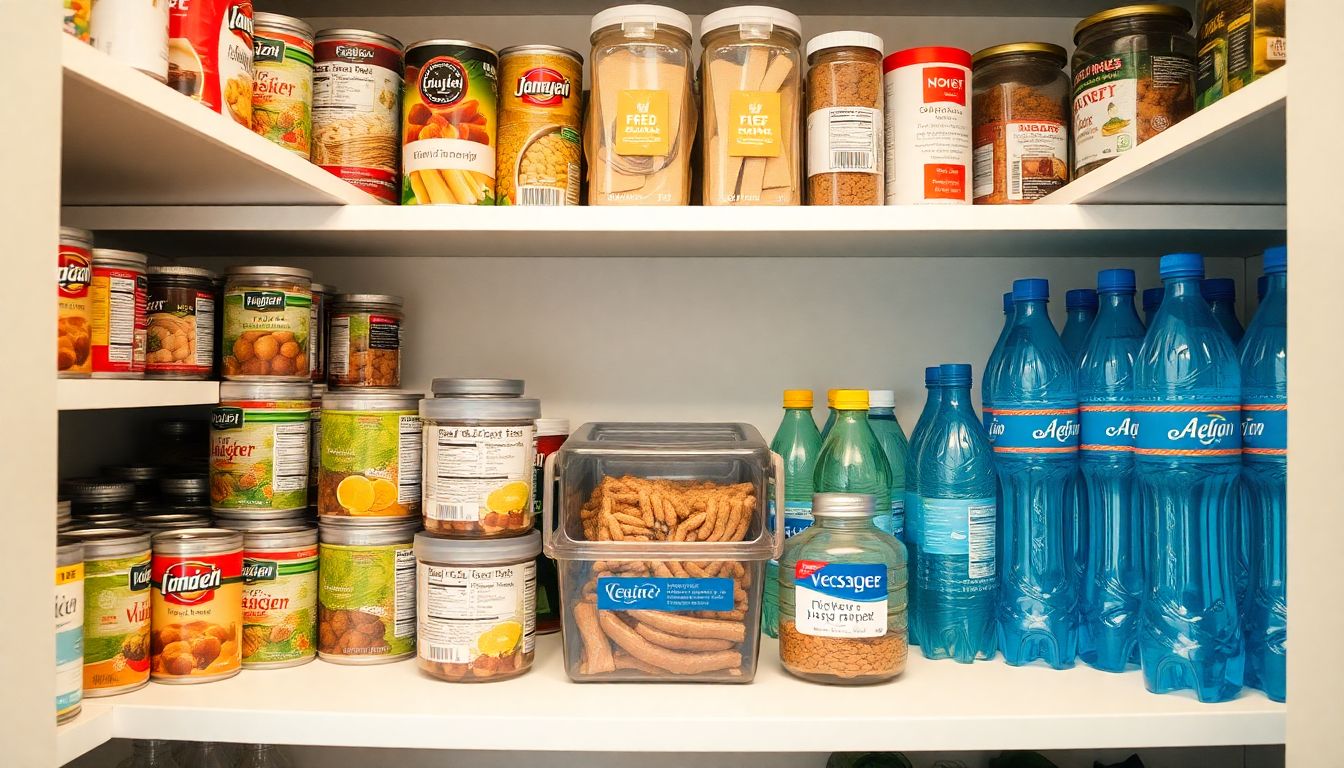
[543,422,782,682]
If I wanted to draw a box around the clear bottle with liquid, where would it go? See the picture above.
[868,390,909,538]
[903,367,943,648]
[764,389,823,638]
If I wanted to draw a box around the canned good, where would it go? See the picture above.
[168,0,253,126]
[402,39,499,205]
[430,378,524,398]
[146,266,216,380]
[150,529,244,683]
[533,417,569,635]
[252,13,315,156]
[160,474,211,508]
[58,227,94,378]
[318,517,419,664]
[214,510,308,530]
[318,390,422,520]
[63,528,153,697]
[153,419,210,471]
[56,537,84,723]
[309,283,335,382]
[328,294,403,388]
[241,525,318,668]
[309,383,325,504]
[64,0,91,41]
[210,382,312,514]
[138,513,212,532]
[883,47,973,204]
[90,249,149,379]
[104,464,162,500]
[91,0,171,81]
[313,29,404,204]
[62,477,136,518]
[58,500,72,529]
[497,45,583,206]
[74,514,140,530]
[222,265,313,381]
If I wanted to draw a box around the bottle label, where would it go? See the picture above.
[783,499,814,539]
[919,497,996,580]
[1079,403,1138,453]
[1242,402,1287,455]
[876,498,905,539]
[596,577,735,612]
[1133,404,1241,456]
[987,408,1080,453]
[792,561,888,638]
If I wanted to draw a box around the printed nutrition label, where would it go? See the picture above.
[398,415,422,504]
[271,422,310,492]
[428,424,535,521]
[393,546,416,638]
[418,561,536,664]
[807,107,882,175]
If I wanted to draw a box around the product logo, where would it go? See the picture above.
[1134,405,1241,456]
[1106,418,1139,438]
[253,35,285,63]
[129,561,152,592]
[160,561,223,605]
[602,581,660,605]
[595,576,735,612]
[922,66,966,105]
[57,252,91,296]
[989,408,1080,453]
[1032,417,1081,443]
[1241,403,1287,455]
[225,4,253,36]
[1073,56,1124,89]
[335,44,374,61]
[1167,414,1237,445]
[242,558,278,584]
[211,407,244,431]
[515,67,571,106]
[243,291,286,312]
[420,57,467,106]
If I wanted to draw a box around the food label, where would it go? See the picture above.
[318,542,415,658]
[418,561,535,665]
[210,398,311,511]
[168,0,253,126]
[1133,404,1241,457]
[531,432,568,516]
[64,0,91,41]
[58,244,93,375]
[1080,403,1138,454]
[728,90,782,158]
[919,496,997,582]
[879,498,906,539]
[90,265,147,375]
[147,284,214,377]
[328,312,401,386]
[55,561,84,718]
[82,551,152,694]
[151,549,243,679]
[884,62,971,204]
[613,89,670,156]
[241,544,318,666]
[319,410,422,517]
[221,285,310,378]
[973,120,1068,202]
[252,26,314,156]
[313,37,404,204]
[782,499,814,539]
[595,576,735,612]
[402,45,499,205]
[792,561,887,638]
[308,292,326,381]
[987,408,1081,453]
[806,106,882,175]
[308,398,322,494]
[1242,402,1287,457]
[426,423,535,525]
[1072,53,1137,171]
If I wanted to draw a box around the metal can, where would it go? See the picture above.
[318,517,419,664]
[252,13,315,157]
[150,529,243,683]
[402,39,499,205]
[328,294,403,388]
[497,45,583,206]
[168,0,254,126]
[58,227,94,378]
[210,382,312,514]
[138,513,213,532]
[104,464,162,501]
[309,283,335,382]
[312,29,404,204]
[240,525,319,669]
[214,511,308,530]
[56,537,84,723]
[63,528,153,697]
[318,390,422,520]
[91,0,171,81]
[90,249,148,379]
[221,265,313,381]
[532,417,569,634]
[160,474,211,509]
[882,47,973,204]
[309,383,325,505]
[58,500,73,529]
[62,477,136,518]
[147,266,216,380]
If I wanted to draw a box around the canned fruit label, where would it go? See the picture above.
[147,285,215,377]
[328,313,401,386]
[252,27,314,156]
[56,562,84,719]
[403,44,499,205]
[58,245,93,375]
[90,265,148,375]
[241,545,318,666]
[319,410,421,517]
[425,423,535,535]
[151,550,243,679]
[82,552,152,693]
[498,51,582,206]
[168,0,253,126]
[313,37,403,204]
[318,542,415,658]
[210,398,311,511]
[222,285,311,378]
[417,560,535,673]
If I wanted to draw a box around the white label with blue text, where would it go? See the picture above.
[793,560,887,638]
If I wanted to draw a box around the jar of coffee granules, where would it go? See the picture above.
[971,43,1070,204]
[804,32,884,206]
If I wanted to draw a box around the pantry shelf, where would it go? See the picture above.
[57,379,220,411]
[60,36,378,207]
[264,0,1172,18]
[56,699,113,765]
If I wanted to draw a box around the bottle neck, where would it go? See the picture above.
[1013,298,1051,326]
[939,384,973,414]
[815,515,877,531]
[1164,275,1202,298]
[1265,272,1287,295]
[869,405,894,416]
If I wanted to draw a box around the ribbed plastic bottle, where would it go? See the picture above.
[1060,288,1098,362]
[903,366,943,648]
[814,390,891,535]
[765,389,823,638]
[1239,246,1287,702]
[916,364,997,662]
[982,291,1014,432]
[1142,287,1163,327]
[868,390,909,538]
[1077,269,1145,672]
[987,278,1080,669]
[820,389,839,440]
[1134,252,1244,702]
[1202,277,1245,345]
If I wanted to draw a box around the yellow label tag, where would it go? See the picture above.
[729,90,782,158]
[56,563,84,585]
[614,90,669,156]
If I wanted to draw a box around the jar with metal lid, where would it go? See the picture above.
[105,464,163,500]
[318,517,420,663]
[240,525,319,669]
[309,283,335,383]
[150,528,244,683]
[63,528,153,696]
[431,378,525,398]
[701,6,802,206]
[146,265,216,380]
[58,226,94,377]
[1195,0,1285,109]
[329,294,403,389]
[56,536,84,723]
[420,397,542,538]
[90,248,148,379]
[319,390,423,520]
[804,32,885,206]
[222,265,314,381]
[139,513,213,532]
[160,474,210,508]
[1071,4,1196,177]
[210,381,312,514]
[972,43,1070,204]
[62,477,136,517]
[415,530,541,682]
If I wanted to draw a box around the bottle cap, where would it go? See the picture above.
[924,366,941,386]
[1097,268,1136,293]
[1001,291,1013,314]
[591,4,693,36]
[1257,275,1268,300]
[1143,287,1163,311]
[832,389,869,410]
[811,492,876,519]
[1066,288,1098,310]
[783,389,813,408]
[1200,278,1236,302]
[701,6,802,40]
[805,31,884,59]
[868,390,895,408]
[938,363,972,387]
[826,388,838,408]
[1263,245,1287,274]
[1012,278,1049,302]
[1159,252,1204,279]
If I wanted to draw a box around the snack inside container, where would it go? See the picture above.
[544,422,782,683]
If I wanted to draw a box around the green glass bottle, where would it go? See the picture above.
[764,389,823,638]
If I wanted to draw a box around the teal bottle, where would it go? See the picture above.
[764,389,823,638]
[868,390,910,538]
[904,367,944,648]
[820,389,839,440]
[814,390,891,530]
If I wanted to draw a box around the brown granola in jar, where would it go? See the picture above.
[972,43,1070,204]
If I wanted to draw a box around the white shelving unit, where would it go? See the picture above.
[57,379,219,411]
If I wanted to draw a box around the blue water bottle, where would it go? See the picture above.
[1240,246,1287,702]
[982,291,1013,431]
[1202,278,1245,345]
[1135,252,1244,702]
[988,278,1080,669]
[868,390,910,537]
[1077,269,1145,672]
[1060,288,1098,362]
[1142,287,1163,327]
[904,366,943,647]
[916,364,997,662]
[1257,275,1267,302]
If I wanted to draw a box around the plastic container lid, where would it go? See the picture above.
[420,397,541,421]
[1143,287,1164,310]
[323,389,422,411]
[868,390,895,408]
[1097,268,1136,293]
[812,492,876,518]
[1264,245,1287,274]
[536,417,571,436]
[939,363,973,386]
[431,378,525,397]
[1012,278,1049,301]
[783,389,813,408]
[590,5,692,36]
[833,389,868,410]
[924,366,940,385]
[701,6,801,39]
[805,31,883,59]
[1002,291,1013,313]
[415,529,541,565]
[1160,252,1204,279]
[1200,278,1237,301]
[1066,288,1098,310]
[883,46,972,73]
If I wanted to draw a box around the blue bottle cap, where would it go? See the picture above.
[924,366,941,386]
[1066,288,1098,310]
[1200,278,1236,302]
[1263,245,1287,274]
[1002,291,1013,314]
[938,363,972,387]
[1012,278,1049,301]
[1097,268,1136,293]
[1142,287,1163,311]
[1257,275,1268,300]
[1159,252,1204,279]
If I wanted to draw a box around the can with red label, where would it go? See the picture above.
[883,47,972,205]
[168,0,254,128]
[58,227,94,378]
[150,529,243,684]
[312,29,404,204]
[90,249,148,379]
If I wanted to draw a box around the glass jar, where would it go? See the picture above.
[1071,4,1196,177]
[1195,0,1286,108]
[804,32,884,206]
[700,6,802,206]
[309,283,335,383]
[587,5,696,205]
[221,266,313,381]
[328,294,403,388]
[146,266,217,380]
[972,43,1070,204]
[779,492,908,684]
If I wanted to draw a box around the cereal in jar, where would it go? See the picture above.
[147,266,216,380]
[58,227,94,377]
[252,13,315,156]
[319,390,422,520]
[150,528,243,683]
[210,382,312,514]
[328,294,402,388]
[222,265,312,381]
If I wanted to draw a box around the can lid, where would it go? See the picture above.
[60,477,136,502]
[148,265,216,279]
[1159,252,1205,280]
[868,389,895,408]
[1066,288,1099,310]
[591,5,693,37]
[405,39,498,56]
[212,511,310,530]
[924,366,941,386]
[160,474,209,496]
[1075,4,1192,42]
[334,293,404,307]
[420,397,542,420]
[499,44,584,64]
[415,529,541,564]
[59,226,93,243]
[57,499,71,514]
[62,527,152,557]
[104,464,162,482]
[812,492,876,519]
[314,28,404,51]
[91,248,148,266]
[240,525,318,549]
[833,389,869,410]
[224,265,314,281]
[219,381,313,402]
[136,514,213,532]
[310,283,336,294]
[323,389,423,411]
[1142,287,1164,310]
[156,419,203,437]
[535,417,571,436]
[152,527,243,553]
[971,41,1067,68]
[1013,278,1050,302]
[1263,245,1287,273]
[1097,268,1137,293]
[700,6,802,39]
[939,363,973,387]
[57,536,83,561]
[254,12,314,37]
[883,46,972,73]
[782,389,813,408]
[805,31,883,59]
[1200,278,1237,302]
[431,378,525,397]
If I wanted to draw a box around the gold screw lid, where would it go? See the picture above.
[1074,4,1192,42]
[972,42,1068,68]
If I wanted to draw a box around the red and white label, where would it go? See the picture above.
[514,67,572,107]
[883,48,972,205]
[153,555,238,606]
[167,0,253,125]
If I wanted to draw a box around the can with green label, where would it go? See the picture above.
[63,528,153,696]
[211,381,312,514]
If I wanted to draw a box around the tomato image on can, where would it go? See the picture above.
[168,0,254,127]
[150,529,244,684]
[402,40,499,205]
[58,227,94,377]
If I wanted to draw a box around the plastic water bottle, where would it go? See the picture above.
[1134,252,1244,702]
[987,278,1080,669]
[916,364,997,662]
[815,390,891,533]
[820,389,839,440]
[982,291,1014,431]
[1142,287,1163,327]
[1060,288,1098,362]
[1202,278,1245,345]
[1077,269,1145,672]
[903,366,943,648]
[1257,275,1267,302]
[765,389,823,638]
[1239,246,1287,702]
[869,390,909,538]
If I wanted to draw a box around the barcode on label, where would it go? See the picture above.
[831,150,873,170]
[436,502,476,521]
[424,644,472,663]
[968,502,997,579]
[1009,160,1022,199]
[518,186,562,206]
